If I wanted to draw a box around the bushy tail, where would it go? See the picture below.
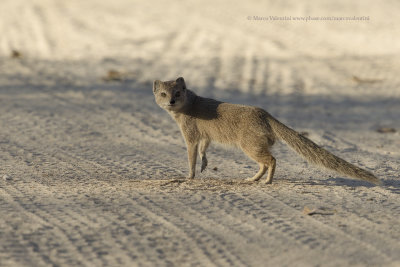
[267,116,381,185]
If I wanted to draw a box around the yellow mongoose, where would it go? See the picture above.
[153,77,381,185]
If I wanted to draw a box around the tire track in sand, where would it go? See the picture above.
[0,182,89,267]
[243,189,395,265]
[0,135,222,266]
[1,140,185,266]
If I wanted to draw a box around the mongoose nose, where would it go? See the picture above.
[170,100,176,105]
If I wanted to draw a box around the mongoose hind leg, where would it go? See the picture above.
[262,155,276,184]
[245,163,267,182]
[241,141,274,183]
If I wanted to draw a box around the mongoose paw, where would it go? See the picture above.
[200,158,208,173]
[186,174,195,179]
[245,177,260,182]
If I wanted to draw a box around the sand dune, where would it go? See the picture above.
[0,0,399,266]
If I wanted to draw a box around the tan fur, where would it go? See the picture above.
[153,77,381,185]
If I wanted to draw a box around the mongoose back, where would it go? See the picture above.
[153,77,381,185]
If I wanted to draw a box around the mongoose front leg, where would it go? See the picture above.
[186,143,198,179]
[201,157,208,173]
[199,139,210,173]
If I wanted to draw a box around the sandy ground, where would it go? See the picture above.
[1,0,400,266]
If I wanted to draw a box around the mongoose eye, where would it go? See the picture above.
[175,92,180,97]
[160,92,166,97]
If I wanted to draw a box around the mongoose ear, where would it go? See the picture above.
[176,77,186,90]
[153,80,161,93]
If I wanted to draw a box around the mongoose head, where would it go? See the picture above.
[153,77,187,112]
